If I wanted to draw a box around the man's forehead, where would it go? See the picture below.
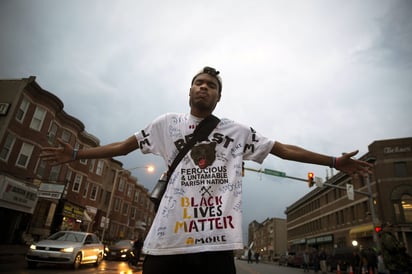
[193,73,219,84]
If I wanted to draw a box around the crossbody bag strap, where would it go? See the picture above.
[166,115,220,181]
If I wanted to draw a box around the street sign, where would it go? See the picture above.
[315,177,324,187]
[346,184,354,200]
[264,168,286,177]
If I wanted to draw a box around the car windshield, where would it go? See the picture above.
[114,240,133,246]
[48,232,85,242]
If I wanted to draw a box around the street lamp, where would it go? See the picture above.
[100,165,155,241]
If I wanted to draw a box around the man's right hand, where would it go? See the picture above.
[40,138,74,165]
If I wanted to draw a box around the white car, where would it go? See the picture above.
[26,231,104,269]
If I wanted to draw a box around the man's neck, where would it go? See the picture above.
[190,109,212,118]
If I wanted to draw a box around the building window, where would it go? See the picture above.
[36,160,47,178]
[114,197,121,212]
[49,165,61,181]
[127,184,133,198]
[0,133,15,161]
[65,169,72,182]
[72,174,82,192]
[118,177,125,192]
[90,185,98,201]
[396,194,412,224]
[48,122,58,144]
[89,159,95,172]
[96,160,104,175]
[130,207,136,219]
[394,162,408,177]
[30,106,46,131]
[402,194,412,223]
[359,176,366,188]
[134,191,140,203]
[362,201,369,219]
[16,97,29,123]
[350,206,355,222]
[122,203,129,215]
[61,129,71,143]
[16,142,34,168]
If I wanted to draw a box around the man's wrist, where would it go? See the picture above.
[329,156,339,169]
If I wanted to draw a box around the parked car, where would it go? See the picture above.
[278,251,296,266]
[104,239,134,260]
[288,252,304,268]
[26,231,104,270]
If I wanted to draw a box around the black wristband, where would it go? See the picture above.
[72,148,79,160]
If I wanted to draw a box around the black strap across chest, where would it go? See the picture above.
[166,115,220,182]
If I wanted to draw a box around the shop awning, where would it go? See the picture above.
[349,224,374,235]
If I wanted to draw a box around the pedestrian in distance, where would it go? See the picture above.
[350,250,361,274]
[247,249,253,264]
[129,236,144,267]
[303,250,310,272]
[319,248,327,274]
[41,66,372,274]
[254,250,260,263]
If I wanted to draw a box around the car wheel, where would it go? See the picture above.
[94,252,103,267]
[27,261,37,269]
[73,252,82,270]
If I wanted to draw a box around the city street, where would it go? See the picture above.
[236,259,309,274]
[0,253,142,274]
[0,249,313,274]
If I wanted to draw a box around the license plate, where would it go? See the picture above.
[40,253,48,258]
[111,252,116,255]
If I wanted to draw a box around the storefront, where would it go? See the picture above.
[60,201,88,231]
[0,175,38,244]
[306,234,334,250]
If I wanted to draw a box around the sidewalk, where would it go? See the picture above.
[0,244,28,263]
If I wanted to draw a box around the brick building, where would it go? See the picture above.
[0,76,155,244]
[285,137,412,254]
[248,217,287,261]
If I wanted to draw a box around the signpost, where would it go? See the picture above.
[243,166,307,182]
[263,168,286,177]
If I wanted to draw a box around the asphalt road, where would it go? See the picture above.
[0,246,311,274]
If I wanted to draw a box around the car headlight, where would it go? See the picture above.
[105,247,110,252]
[29,244,37,250]
[120,249,128,253]
[61,247,74,253]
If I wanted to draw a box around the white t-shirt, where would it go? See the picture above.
[135,113,274,255]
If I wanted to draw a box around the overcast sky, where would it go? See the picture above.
[1,0,411,242]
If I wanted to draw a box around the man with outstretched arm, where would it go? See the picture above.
[41,66,371,274]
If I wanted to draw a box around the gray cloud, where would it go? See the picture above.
[1,0,411,243]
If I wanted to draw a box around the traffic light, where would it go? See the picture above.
[308,172,315,187]
[374,225,382,234]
